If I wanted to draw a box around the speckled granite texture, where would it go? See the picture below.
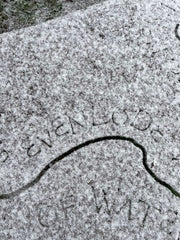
[0,0,180,239]
[0,0,104,34]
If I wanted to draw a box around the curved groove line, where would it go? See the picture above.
[175,24,180,41]
[0,136,179,199]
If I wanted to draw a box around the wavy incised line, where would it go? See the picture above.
[175,24,180,41]
[0,136,179,199]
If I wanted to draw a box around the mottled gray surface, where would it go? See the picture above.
[0,0,180,239]
[0,0,104,34]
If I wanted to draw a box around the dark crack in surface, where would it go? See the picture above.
[0,135,179,200]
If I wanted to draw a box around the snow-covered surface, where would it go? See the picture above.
[0,0,180,239]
